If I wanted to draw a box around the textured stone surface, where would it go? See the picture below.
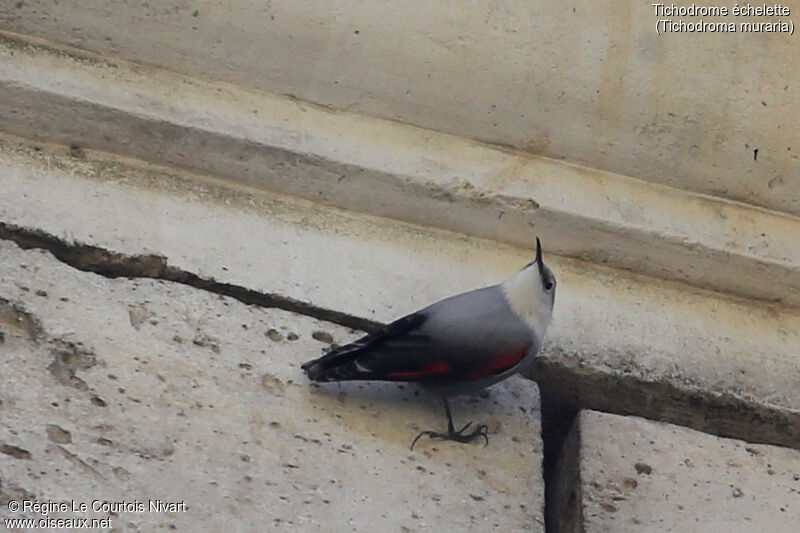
[0,240,544,531]
[567,411,800,532]
[1,6,799,531]
[1,1,797,217]
[1,136,799,450]
[1,38,799,308]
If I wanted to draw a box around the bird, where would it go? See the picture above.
[301,238,556,449]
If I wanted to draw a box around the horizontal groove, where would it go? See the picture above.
[0,222,382,333]
[529,352,800,452]
[1,31,800,309]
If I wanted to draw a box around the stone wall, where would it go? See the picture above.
[1,5,799,531]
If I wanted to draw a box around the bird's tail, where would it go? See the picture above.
[301,313,426,382]
[302,361,347,381]
[301,349,369,382]
[301,336,371,381]
[300,358,331,381]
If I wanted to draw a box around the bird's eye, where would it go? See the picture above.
[544,281,553,291]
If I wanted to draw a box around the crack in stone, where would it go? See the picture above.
[0,221,382,333]
[56,445,106,481]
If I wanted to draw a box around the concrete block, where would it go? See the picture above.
[0,240,545,531]
[554,410,800,532]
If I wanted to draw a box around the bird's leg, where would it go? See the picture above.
[410,398,489,450]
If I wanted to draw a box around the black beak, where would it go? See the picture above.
[535,237,544,275]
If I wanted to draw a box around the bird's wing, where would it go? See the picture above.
[302,286,534,383]
[300,313,429,381]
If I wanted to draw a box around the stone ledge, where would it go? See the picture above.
[0,239,544,531]
[1,135,799,456]
[552,410,800,532]
[1,33,799,308]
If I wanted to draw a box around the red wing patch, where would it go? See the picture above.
[389,361,451,379]
[462,346,530,380]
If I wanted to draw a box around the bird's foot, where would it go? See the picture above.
[410,421,489,450]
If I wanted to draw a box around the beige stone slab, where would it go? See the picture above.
[567,411,800,532]
[1,37,799,309]
[0,240,544,531]
[0,1,797,218]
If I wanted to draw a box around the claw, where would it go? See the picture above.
[410,398,491,450]
[474,424,489,447]
[410,431,439,451]
[409,422,490,450]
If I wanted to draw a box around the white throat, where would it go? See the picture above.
[501,266,553,341]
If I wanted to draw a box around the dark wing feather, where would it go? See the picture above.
[301,313,428,381]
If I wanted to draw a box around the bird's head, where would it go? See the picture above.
[502,238,557,337]
[525,237,556,307]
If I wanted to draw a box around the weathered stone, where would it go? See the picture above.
[0,36,798,308]
[1,2,797,220]
[1,137,799,451]
[555,411,800,532]
[0,240,544,530]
